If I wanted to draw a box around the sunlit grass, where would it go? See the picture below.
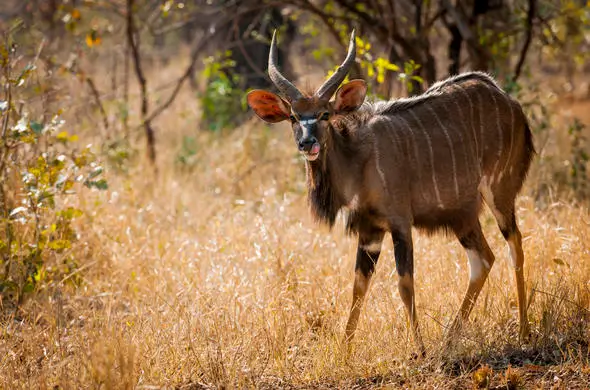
[1,79,590,389]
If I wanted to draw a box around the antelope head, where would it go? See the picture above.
[247,30,367,162]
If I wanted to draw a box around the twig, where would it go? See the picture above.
[59,260,98,285]
[41,54,110,139]
[295,0,364,77]
[129,2,288,133]
[85,77,110,137]
[235,34,268,82]
[531,287,590,314]
[140,32,212,127]
[295,0,352,46]
[137,5,274,128]
[424,7,445,31]
[110,53,117,99]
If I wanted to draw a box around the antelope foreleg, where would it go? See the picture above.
[393,230,425,356]
[345,270,373,341]
[344,232,383,343]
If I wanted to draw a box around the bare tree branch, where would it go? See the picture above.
[295,0,364,77]
[513,0,536,81]
[85,77,110,137]
[441,0,490,70]
[126,0,157,167]
[142,33,212,126]
[137,2,290,128]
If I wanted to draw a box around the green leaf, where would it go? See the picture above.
[85,179,108,190]
[30,121,44,134]
[22,281,35,293]
[33,266,45,282]
[95,179,108,190]
[58,207,83,220]
[88,166,103,179]
[16,64,36,87]
[48,239,71,250]
[56,131,70,143]
[0,280,18,293]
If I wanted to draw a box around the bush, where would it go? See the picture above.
[0,35,107,306]
[199,51,248,132]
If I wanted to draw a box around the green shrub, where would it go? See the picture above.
[0,35,107,306]
[199,51,248,132]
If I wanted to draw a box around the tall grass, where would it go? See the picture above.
[1,66,589,389]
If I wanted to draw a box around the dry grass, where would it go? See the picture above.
[1,64,590,389]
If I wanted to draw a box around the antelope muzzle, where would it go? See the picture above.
[297,119,321,161]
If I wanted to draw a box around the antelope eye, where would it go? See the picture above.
[289,115,297,123]
[319,112,330,121]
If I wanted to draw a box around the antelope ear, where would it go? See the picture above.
[247,90,291,123]
[333,80,367,113]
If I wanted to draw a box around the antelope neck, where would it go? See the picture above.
[306,124,362,227]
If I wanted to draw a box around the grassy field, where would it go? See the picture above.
[1,65,590,389]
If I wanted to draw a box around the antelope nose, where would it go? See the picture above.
[298,137,317,152]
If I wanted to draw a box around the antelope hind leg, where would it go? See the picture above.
[500,213,530,341]
[446,221,496,346]
[486,196,530,342]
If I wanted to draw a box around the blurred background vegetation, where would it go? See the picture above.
[0,0,589,377]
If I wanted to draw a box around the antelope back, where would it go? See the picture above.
[368,72,534,231]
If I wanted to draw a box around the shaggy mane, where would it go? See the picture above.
[372,71,501,116]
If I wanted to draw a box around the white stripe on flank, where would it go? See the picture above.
[475,89,484,163]
[455,84,481,167]
[393,116,426,202]
[382,116,404,154]
[378,117,428,203]
[502,99,515,181]
[372,136,388,191]
[444,98,475,179]
[426,106,460,199]
[489,88,504,183]
[408,111,443,207]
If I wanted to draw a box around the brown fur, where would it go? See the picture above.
[302,71,534,347]
[307,72,534,238]
[248,69,534,350]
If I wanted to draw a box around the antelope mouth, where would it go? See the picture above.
[302,143,321,161]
